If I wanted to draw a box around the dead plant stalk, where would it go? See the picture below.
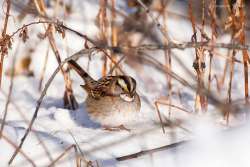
[0,0,11,87]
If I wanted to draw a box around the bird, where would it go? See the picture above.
[68,60,141,131]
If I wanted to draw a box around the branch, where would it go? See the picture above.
[48,144,76,167]
[9,20,250,51]
[0,40,20,138]
[116,140,188,161]
[0,0,11,87]
[2,134,36,166]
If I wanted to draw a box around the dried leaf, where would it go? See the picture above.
[19,26,29,42]
[55,20,65,38]
[0,34,12,56]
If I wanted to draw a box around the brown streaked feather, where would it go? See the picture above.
[90,76,117,98]
[68,60,95,86]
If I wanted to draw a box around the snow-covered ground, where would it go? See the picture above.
[0,0,250,166]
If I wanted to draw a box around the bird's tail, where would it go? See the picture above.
[67,60,95,85]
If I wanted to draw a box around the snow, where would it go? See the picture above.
[0,0,250,167]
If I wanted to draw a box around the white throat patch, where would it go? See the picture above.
[120,94,134,102]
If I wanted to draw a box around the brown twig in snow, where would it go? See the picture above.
[155,101,192,114]
[116,140,188,161]
[68,130,93,166]
[2,134,36,166]
[0,41,20,138]
[48,144,76,167]
[154,101,166,134]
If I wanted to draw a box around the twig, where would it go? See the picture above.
[0,40,20,138]
[116,124,248,162]
[48,144,76,167]
[161,0,172,118]
[68,132,83,155]
[110,42,250,51]
[2,134,36,166]
[238,0,249,102]
[154,101,166,134]
[227,50,236,124]
[0,0,11,87]
[116,140,188,161]
[135,0,171,41]
[207,0,217,92]
[110,0,118,75]
[97,0,108,76]
[68,130,93,166]
[155,101,192,114]
[108,55,126,75]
